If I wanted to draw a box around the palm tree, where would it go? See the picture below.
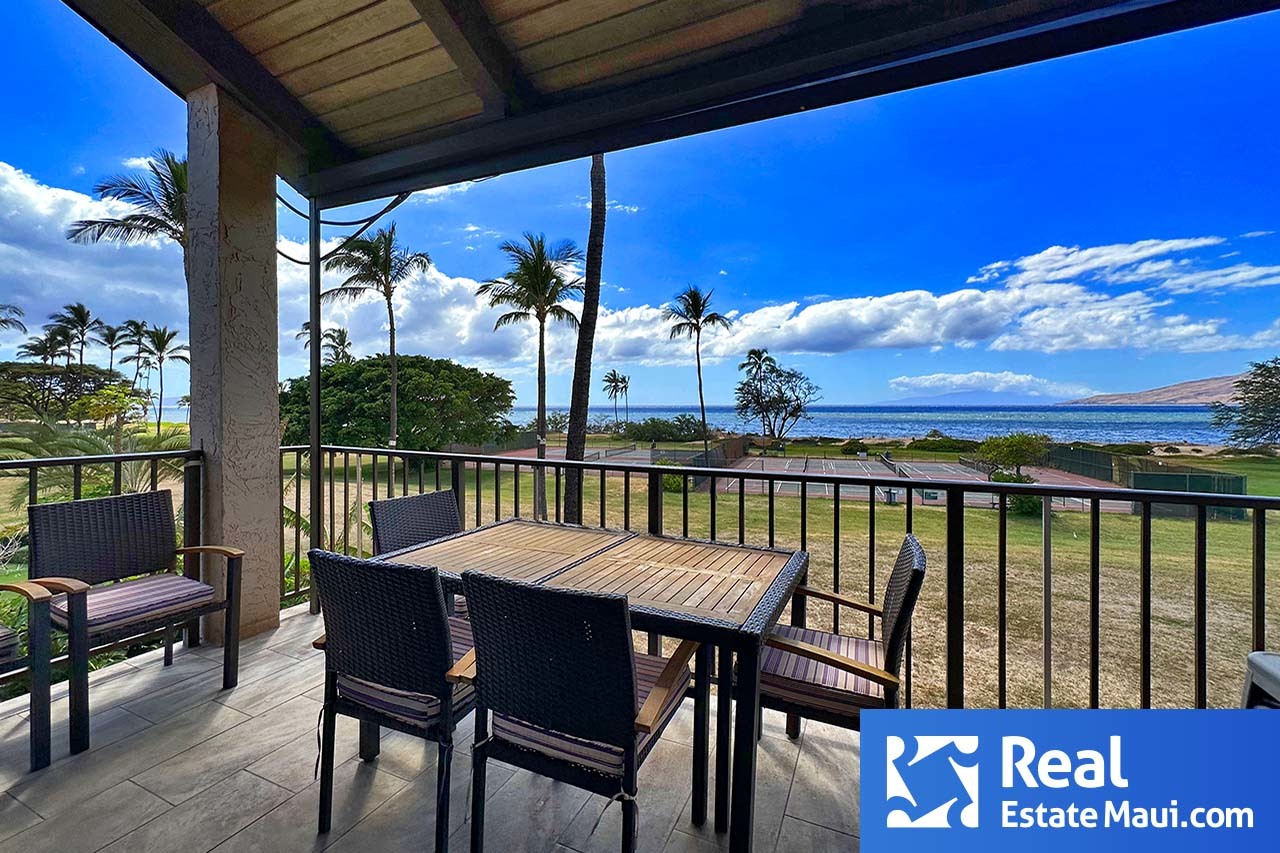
[136,326,190,436]
[738,348,777,436]
[93,323,127,375]
[323,327,355,365]
[602,369,625,430]
[477,232,584,519]
[47,303,105,373]
[565,153,607,524]
[17,329,68,365]
[621,374,631,425]
[66,150,187,249]
[664,286,732,455]
[120,320,149,389]
[0,304,26,334]
[322,223,430,447]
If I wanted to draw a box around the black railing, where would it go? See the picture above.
[0,449,203,685]
[281,445,1277,711]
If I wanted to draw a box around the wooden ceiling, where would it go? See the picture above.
[65,0,1280,206]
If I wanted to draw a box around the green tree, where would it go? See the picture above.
[663,285,732,455]
[734,358,820,440]
[17,329,70,365]
[93,323,127,374]
[978,432,1050,476]
[66,150,187,248]
[0,304,25,334]
[136,326,190,436]
[322,223,430,448]
[279,355,515,451]
[67,384,148,451]
[120,320,150,389]
[737,348,777,436]
[620,374,630,424]
[0,361,117,420]
[46,302,105,374]
[565,153,607,524]
[477,232,583,519]
[602,369,626,430]
[1211,357,1280,448]
[297,322,355,365]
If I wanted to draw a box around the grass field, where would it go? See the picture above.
[1163,454,1280,497]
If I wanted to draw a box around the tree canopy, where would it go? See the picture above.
[978,431,1050,476]
[0,361,120,420]
[1211,357,1280,449]
[734,355,820,440]
[279,355,514,451]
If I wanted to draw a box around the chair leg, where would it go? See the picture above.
[435,740,453,853]
[691,644,711,826]
[785,713,801,739]
[756,701,763,742]
[163,625,173,667]
[471,709,489,853]
[66,591,90,755]
[318,673,337,834]
[223,556,242,690]
[27,599,52,771]
[714,646,732,834]
[359,720,380,761]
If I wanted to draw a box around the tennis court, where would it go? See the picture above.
[717,455,907,501]
[894,459,990,482]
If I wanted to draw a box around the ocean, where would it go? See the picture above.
[511,404,1226,445]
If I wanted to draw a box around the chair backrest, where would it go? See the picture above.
[369,490,462,555]
[28,490,178,585]
[462,570,638,750]
[310,549,454,699]
[880,534,927,677]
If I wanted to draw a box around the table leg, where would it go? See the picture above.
[692,643,712,826]
[730,642,761,851]
[715,645,733,833]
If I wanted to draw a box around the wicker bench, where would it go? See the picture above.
[27,490,243,753]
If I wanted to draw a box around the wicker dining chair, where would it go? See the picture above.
[1,578,85,770]
[752,534,926,732]
[453,571,705,853]
[309,550,475,852]
[27,490,243,753]
[368,489,467,614]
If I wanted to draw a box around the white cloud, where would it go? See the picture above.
[410,181,476,204]
[1241,230,1274,238]
[718,270,728,276]
[889,371,1097,399]
[71,165,85,176]
[121,156,153,170]
[573,196,640,214]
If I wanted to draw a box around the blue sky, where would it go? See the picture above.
[1,1,1278,408]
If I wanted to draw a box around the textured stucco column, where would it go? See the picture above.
[187,84,282,641]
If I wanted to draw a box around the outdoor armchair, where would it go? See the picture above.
[27,490,242,753]
[459,570,705,853]
[750,534,926,733]
[369,488,467,614]
[309,549,475,852]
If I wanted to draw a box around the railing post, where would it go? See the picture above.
[1254,508,1267,652]
[648,470,664,536]
[1042,495,1053,708]
[183,456,203,648]
[451,460,467,526]
[946,486,964,709]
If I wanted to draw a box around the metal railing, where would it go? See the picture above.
[281,445,1278,711]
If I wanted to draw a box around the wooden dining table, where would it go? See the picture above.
[380,517,809,853]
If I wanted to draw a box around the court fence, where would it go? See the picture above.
[1045,445,1246,518]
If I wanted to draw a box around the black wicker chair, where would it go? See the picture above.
[750,534,925,733]
[309,550,475,852]
[369,489,466,614]
[455,571,705,853]
[27,490,243,753]
[1,579,85,770]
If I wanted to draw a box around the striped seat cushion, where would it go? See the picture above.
[0,623,18,666]
[336,616,474,729]
[491,651,688,777]
[759,624,887,715]
[51,574,216,634]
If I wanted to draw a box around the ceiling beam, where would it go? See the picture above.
[309,0,1280,208]
[63,0,354,181]
[408,0,540,116]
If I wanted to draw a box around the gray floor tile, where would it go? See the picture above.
[244,713,360,792]
[0,781,170,853]
[664,829,725,853]
[133,695,320,805]
[43,653,220,726]
[213,759,406,853]
[774,816,857,852]
[123,648,300,723]
[448,769,593,852]
[786,722,858,837]
[0,705,153,793]
[214,652,325,716]
[99,770,291,853]
[7,700,248,817]
[0,793,40,843]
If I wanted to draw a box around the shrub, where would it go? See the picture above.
[624,414,706,443]
[991,470,1042,516]
[841,440,870,455]
[653,459,683,492]
[907,436,980,453]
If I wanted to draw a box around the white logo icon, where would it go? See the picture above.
[886,735,980,828]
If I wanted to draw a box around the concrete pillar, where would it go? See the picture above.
[187,84,282,640]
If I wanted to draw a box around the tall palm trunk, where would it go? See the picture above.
[386,294,398,447]
[564,153,606,523]
[535,320,548,519]
[695,330,709,456]
[156,362,164,437]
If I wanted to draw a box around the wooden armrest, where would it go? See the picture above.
[636,640,699,734]
[765,634,899,688]
[446,648,477,685]
[0,581,52,603]
[29,577,91,595]
[794,585,882,617]
[312,634,326,650]
[176,545,246,559]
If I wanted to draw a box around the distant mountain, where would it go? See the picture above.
[883,390,1069,406]
[1063,374,1241,406]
